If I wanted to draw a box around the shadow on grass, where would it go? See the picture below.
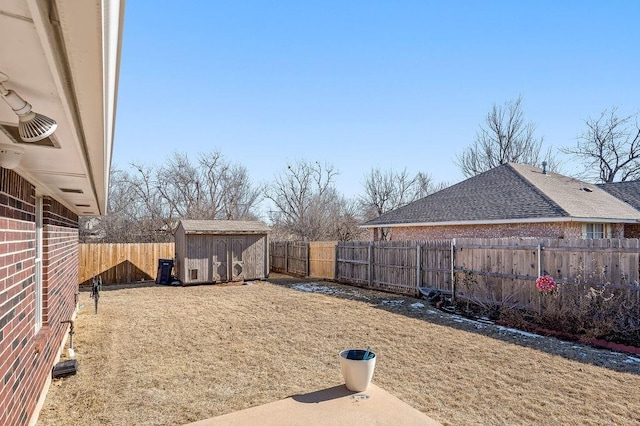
[267,273,640,376]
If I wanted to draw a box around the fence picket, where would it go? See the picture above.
[78,243,174,285]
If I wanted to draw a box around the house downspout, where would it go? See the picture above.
[60,319,75,358]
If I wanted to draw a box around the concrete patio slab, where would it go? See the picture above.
[186,383,442,425]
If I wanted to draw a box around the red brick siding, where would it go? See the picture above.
[386,222,586,241]
[623,224,640,238]
[0,170,79,426]
[374,221,629,241]
[0,169,35,221]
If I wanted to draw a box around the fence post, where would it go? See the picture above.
[537,243,542,277]
[451,238,456,302]
[416,242,422,292]
[537,242,542,314]
[285,241,289,275]
[334,243,339,281]
[306,242,310,277]
[368,242,373,287]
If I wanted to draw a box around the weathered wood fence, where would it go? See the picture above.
[336,240,452,295]
[78,243,175,285]
[334,238,640,309]
[269,241,310,277]
[453,238,640,312]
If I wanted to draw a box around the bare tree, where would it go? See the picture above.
[360,168,445,218]
[562,107,640,183]
[80,167,169,242]
[456,96,556,178]
[219,164,263,220]
[360,167,416,219]
[413,171,449,199]
[325,196,367,241]
[359,167,447,240]
[153,151,262,222]
[265,160,360,240]
[81,151,264,243]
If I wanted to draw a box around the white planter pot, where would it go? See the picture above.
[339,349,376,392]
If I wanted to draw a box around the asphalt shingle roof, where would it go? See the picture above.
[598,181,640,211]
[179,220,270,234]
[364,163,640,227]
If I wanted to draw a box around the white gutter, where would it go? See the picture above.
[25,0,92,215]
[102,0,126,214]
[360,216,640,229]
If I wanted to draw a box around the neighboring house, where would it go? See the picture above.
[0,2,124,426]
[362,163,640,241]
[598,181,640,238]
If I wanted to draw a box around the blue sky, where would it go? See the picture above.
[113,1,640,201]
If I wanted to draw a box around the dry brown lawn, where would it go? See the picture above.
[38,276,640,426]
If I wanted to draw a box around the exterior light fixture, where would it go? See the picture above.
[0,143,24,169]
[0,72,57,142]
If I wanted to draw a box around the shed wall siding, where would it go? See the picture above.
[243,235,267,280]
[0,169,79,426]
[174,226,186,283]
[185,234,213,283]
[175,223,268,284]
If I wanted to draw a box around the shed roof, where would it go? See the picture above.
[363,163,640,227]
[179,220,271,235]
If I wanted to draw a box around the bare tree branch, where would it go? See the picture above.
[265,160,361,240]
[82,151,264,242]
[359,167,447,240]
[562,107,640,183]
[455,96,556,177]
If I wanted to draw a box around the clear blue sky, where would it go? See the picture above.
[113,0,640,201]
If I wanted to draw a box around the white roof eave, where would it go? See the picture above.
[360,217,640,229]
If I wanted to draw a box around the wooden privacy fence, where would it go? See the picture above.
[335,238,640,308]
[78,243,175,285]
[453,238,640,312]
[269,241,309,277]
[336,240,452,295]
[309,241,337,279]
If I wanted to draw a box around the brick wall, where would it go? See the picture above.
[0,169,79,426]
[387,222,586,241]
[624,224,640,238]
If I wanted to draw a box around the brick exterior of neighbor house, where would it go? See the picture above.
[0,168,79,426]
[387,222,626,241]
[623,224,640,238]
[599,182,640,239]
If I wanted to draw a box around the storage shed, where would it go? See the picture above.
[174,220,270,285]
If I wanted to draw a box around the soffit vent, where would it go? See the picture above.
[60,188,84,194]
[0,122,61,148]
[75,204,91,207]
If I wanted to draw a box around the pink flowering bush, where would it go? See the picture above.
[536,275,556,293]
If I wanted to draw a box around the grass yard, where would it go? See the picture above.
[38,277,640,425]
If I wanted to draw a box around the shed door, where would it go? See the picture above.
[231,238,245,281]
[214,238,228,282]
